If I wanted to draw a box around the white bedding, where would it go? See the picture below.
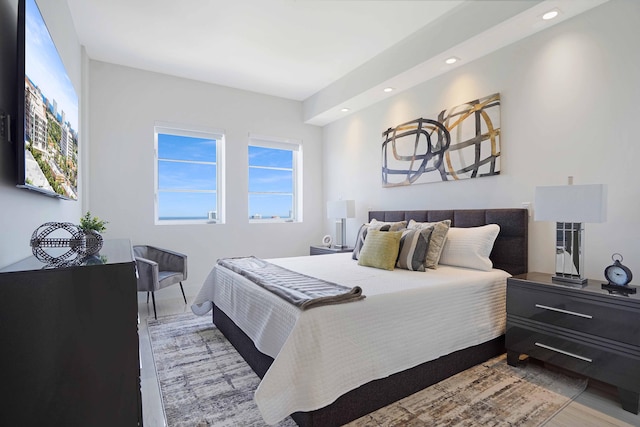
[192,253,510,425]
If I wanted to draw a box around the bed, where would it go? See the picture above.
[193,208,528,426]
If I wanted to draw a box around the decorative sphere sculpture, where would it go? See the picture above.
[30,222,103,267]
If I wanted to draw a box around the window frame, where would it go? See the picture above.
[154,122,225,225]
[248,133,302,223]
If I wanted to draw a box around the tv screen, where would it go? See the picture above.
[16,0,78,200]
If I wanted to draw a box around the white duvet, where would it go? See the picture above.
[192,253,510,425]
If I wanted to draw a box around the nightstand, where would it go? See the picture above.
[309,245,353,256]
[506,272,640,414]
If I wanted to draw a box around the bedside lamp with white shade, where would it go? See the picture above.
[534,181,607,285]
[327,200,355,249]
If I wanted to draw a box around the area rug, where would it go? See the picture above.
[148,313,587,427]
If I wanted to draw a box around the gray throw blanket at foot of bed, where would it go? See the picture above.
[217,256,364,309]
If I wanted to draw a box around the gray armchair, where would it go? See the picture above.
[133,245,187,319]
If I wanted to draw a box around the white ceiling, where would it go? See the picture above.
[65,0,609,125]
[66,0,463,100]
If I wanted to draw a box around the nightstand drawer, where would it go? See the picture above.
[506,324,640,393]
[507,285,640,346]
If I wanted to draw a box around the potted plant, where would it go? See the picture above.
[79,212,108,255]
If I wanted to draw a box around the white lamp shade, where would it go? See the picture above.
[534,184,607,223]
[327,200,356,219]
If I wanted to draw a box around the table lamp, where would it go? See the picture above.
[327,200,355,249]
[534,181,606,285]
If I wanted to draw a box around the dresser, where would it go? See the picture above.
[0,239,143,426]
[506,272,640,414]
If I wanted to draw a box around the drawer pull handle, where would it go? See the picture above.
[535,342,593,363]
[535,304,592,319]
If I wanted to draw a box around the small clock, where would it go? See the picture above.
[604,253,633,287]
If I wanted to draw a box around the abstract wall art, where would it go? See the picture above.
[382,93,501,187]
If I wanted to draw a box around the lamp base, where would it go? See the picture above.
[551,274,588,287]
[553,222,587,288]
[338,218,347,249]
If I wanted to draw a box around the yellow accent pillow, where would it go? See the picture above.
[357,230,403,271]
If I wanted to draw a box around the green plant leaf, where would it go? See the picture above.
[79,211,108,233]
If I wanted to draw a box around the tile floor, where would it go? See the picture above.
[138,293,640,427]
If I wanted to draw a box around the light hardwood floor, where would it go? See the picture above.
[138,293,640,427]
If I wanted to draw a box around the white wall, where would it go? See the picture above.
[88,62,323,295]
[323,0,640,281]
[0,0,83,267]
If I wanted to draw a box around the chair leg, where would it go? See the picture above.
[179,282,187,305]
[151,291,157,320]
[146,292,150,303]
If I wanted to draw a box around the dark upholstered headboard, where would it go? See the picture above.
[368,208,528,276]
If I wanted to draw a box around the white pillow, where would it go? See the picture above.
[438,224,500,271]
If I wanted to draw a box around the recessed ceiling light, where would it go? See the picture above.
[542,9,559,20]
[383,87,394,93]
[445,57,459,65]
[341,108,350,112]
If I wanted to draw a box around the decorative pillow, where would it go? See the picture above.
[438,224,500,271]
[352,224,369,260]
[396,228,434,271]
[352,219,407,260]
[357,230,403,271]
[407,219,451,268]
[369,219,407,231]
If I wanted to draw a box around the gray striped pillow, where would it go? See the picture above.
[396,227,434,271]
[407,219,451,268]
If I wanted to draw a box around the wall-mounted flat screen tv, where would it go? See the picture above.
[16,0,78,200]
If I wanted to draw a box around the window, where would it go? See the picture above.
[154,124,224,224]
[248,135,302,222]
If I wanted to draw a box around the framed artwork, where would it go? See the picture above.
[382,93,500,187]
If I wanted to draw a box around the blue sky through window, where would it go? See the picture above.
[26,0,78,132]
[248,145,294,219]
[249,146,292,168]
[158,134,216,162]
[157,133,217,220]
[156,134,296,221]
[248,168,292,193]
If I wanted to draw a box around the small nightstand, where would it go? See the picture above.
[506,272,640,414]
[309,245,353,256]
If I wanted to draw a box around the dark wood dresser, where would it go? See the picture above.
[0,239,142,426]
[506,272,640,414]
